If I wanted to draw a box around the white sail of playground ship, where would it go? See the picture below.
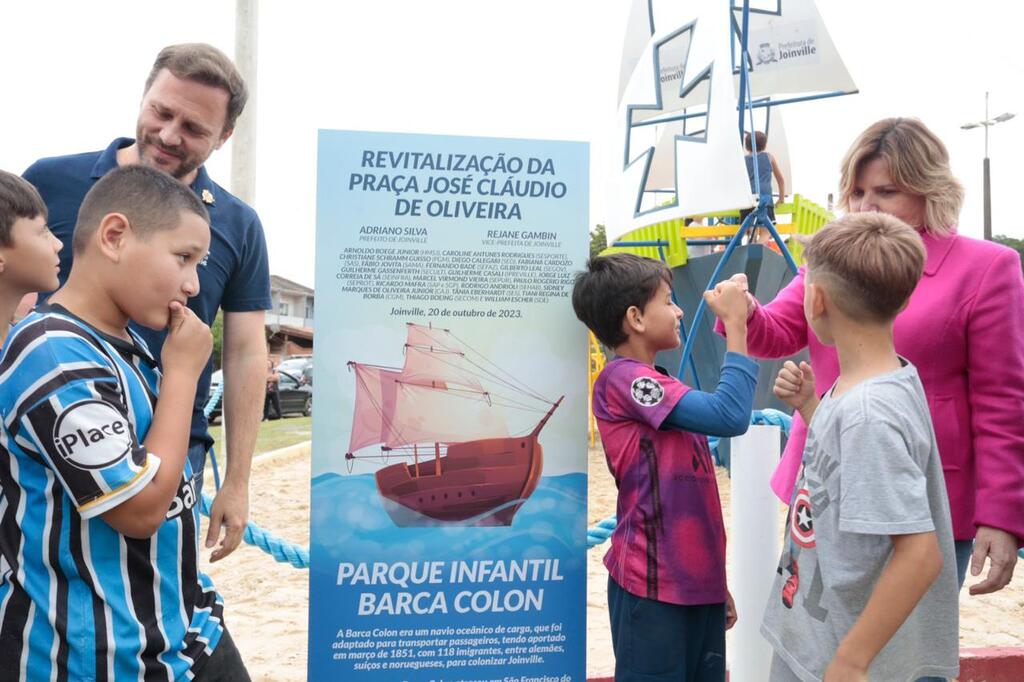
[608,0,857,244]
[345,323,562,527]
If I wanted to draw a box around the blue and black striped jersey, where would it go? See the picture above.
[0,305,224,681]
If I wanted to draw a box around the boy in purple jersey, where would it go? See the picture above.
[572,253,758,681]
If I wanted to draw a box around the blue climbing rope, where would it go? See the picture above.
[587,516,618,548]
[586,409,792,549]
[206,383,224,491]
[198,493,309,568]
[200,382,310,568]
[750,408,792,431]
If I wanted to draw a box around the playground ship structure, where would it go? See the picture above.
[603,0,860,399]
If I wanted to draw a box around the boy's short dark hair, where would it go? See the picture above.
[572,253,672,348]
[744,131,767,152]
[0,170,47,248]
[145,43,248,132]
[802,212,925,323]
[73,165,209,254]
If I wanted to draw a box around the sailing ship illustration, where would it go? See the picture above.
[344,323,562,527]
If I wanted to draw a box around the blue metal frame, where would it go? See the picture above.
[623,20,720,221]
[674,0,800,382]
[624,20,700,165]
[609,238,704,390]
[737,0,754,138]
[729,0,782,73]
[634,65,716,222]
[745,89,858,109]
[631,89,854,129]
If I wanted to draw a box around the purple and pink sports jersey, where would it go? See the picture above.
[593,358,727,605]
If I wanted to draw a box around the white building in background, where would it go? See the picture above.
[267,275,314,357]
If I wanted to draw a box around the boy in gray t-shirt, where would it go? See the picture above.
[762,213,959,681]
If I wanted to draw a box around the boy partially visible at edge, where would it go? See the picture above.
[0,165,250,680]
[572,253,758,682]
[0,170,62,344]
[765,213,958,681]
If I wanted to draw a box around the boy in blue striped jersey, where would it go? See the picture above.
[0,165,249,680]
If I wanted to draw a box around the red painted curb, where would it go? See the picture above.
[959,646,1024,682]
[585,647,1024,682]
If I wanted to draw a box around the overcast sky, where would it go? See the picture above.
[2,1,1022,288]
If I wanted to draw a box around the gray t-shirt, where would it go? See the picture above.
[761,362,959,681]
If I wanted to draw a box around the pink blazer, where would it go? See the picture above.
[730,233,1024,542]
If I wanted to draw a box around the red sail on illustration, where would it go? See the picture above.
[345,323,562,527]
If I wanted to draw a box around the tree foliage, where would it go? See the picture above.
[590,224,607,260]
[211,310,224,370]
[993,235,1024,274]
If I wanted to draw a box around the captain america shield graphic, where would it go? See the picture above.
[789,489,815,548]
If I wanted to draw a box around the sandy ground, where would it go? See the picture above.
[199,447,311,682]
[201,444,1024,681]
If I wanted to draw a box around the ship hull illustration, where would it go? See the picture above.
[345,323,561,527]
[374,432,545,527]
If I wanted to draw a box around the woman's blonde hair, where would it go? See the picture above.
[838,118,964,236]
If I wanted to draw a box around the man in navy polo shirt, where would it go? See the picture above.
[23,43,270,563]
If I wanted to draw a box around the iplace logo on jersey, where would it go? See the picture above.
[53,400,132,469]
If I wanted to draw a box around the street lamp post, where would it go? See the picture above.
[961,92,1016,241]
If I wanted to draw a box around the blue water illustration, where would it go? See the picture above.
[308,473,588,680]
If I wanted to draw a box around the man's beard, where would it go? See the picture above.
[135,129,202,181]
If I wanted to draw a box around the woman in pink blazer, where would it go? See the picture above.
[728,118,1024,595]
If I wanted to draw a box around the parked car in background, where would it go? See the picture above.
[277,355,313,385]
[207,367,312,423]
[208,369,224,423]
[274,370,313,417]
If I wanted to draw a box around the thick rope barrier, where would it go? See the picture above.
[200,382,310,568]
[750,408,793,431]
[198,493,309,568]
[587,515,618,548]
[586,409,793,549]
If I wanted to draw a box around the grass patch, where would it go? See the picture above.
[207,416,311,460]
